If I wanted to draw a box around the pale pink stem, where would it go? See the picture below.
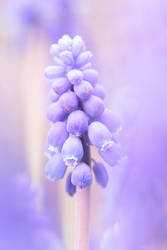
[75,186,90,250]
[74,134,90,250]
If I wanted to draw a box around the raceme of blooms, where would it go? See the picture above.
[44,35,122,196]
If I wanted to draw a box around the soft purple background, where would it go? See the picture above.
[1,0,167,249]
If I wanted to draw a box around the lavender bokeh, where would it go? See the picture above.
[0,100,64,249]
[0,171,65,250]
[100,1,167,249]
[4,0,81,46]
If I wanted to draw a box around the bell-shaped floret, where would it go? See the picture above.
[76,51,92,68]
[65,172,76,196]
[59,50,74,65]
[47,102,67,122]
[72,35,85,58]
[52,77,71,95]
[67,69,83,85]
[93,162,108,188]
[61,136,84,167]
[83,69,98,84]
[83,95,104,118]
[74,80,93,100]
[45,65,65,79]
[48,89,59,103]
[93,84,106,100]
[71,162,92,189]
[67,110,88,136]
[88,121,113,150]
[45,153,67,182]
[47,122,68,151]
[59,91,78,113]
[99,142,122,167]
[97,108,121,133]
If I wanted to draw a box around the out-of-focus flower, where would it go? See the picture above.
[44,35,122,195]
[4,0,79,42]
[0,170,65,250]
[99,1,167,248]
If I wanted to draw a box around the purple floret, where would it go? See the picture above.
[66,110,88,136]
[45,153,67,182]
[93,162,108,188]
[61,136,84,167]
[71,162,92,189]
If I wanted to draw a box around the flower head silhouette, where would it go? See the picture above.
[45,35,123,195]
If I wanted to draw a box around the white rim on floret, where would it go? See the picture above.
[64,156,79,167]
[45,145,59,159]
[101,140,114,152]
[48,145,59,153]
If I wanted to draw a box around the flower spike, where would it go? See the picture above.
[44,35,123,195]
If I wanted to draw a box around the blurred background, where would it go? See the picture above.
[1,0,167,250]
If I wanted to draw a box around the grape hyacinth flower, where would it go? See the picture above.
[44,34,122,250]
[44,34,122,193]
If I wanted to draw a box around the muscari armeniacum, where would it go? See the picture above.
[44,35,122,196]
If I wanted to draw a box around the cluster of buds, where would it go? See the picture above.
[44,35,122,196]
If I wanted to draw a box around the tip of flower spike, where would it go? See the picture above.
[58,35,72,51]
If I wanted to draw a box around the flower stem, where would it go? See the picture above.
[74,134,90,250]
